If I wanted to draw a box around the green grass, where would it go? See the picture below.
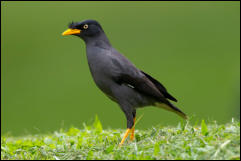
[1,117,240,160]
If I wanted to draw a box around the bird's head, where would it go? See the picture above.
[62,20,104,40]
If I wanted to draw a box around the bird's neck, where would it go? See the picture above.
[84,32,111,49]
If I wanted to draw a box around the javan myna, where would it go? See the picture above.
[62,20,187,145]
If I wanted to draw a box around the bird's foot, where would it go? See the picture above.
[119,117,136,146]
[119,128,131,146]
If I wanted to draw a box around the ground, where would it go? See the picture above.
[1,117,240,160]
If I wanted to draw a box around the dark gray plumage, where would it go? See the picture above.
[62,20,187,130]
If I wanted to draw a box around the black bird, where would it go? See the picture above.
[62,20,187,145]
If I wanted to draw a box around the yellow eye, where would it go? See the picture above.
[83,24,88,29]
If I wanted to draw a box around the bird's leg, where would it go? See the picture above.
[130,110,136,141]
[119,128,131,146]
[130,117,136,141]
[119,107,134,146]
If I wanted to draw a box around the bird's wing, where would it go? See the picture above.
[140,71,178,102]
[110,52,187,119]
[115,72,167,102]
[110,54,171,105]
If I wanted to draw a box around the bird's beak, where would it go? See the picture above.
[62,29,81,36]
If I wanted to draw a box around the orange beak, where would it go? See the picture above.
[62,29,81,36]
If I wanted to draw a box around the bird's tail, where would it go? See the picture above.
[155,102,187,120]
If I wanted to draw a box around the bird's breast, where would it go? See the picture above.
[86,48,115,97]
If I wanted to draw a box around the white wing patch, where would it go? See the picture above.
[126,84,135,89]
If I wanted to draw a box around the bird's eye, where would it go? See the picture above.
[83,24,88,29]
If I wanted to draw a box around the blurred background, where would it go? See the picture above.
[1,2,240,136]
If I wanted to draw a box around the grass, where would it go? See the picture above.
[1,117,240,160]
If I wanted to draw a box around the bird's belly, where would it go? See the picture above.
[112,84,156,108]
[90,70,154,107]
[90,71,115,99]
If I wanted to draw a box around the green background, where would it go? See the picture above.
[1,2,240,136]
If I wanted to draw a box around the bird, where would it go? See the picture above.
[62,20,187,146]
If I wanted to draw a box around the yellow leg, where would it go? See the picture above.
[119,128,131,146]
[130,117,136,141]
